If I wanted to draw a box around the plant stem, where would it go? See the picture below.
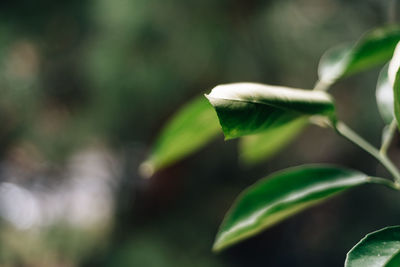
[380,119,398,155]
[313,79,331,91]
[335,121,400,184]
[369,176,400,190]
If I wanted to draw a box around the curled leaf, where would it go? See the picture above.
[206,83,335,140]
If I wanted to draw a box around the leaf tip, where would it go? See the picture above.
[211,239,225,253]
[212,231,239,253]
[138,160,155,179]
[204,93,216,108]
[224,135,234,141]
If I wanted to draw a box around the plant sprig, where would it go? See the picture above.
[143,25,400,266]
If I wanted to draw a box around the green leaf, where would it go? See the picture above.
[319,26,400,84]
[213,165,385,252]
[345,226,400,267]
[140,95,220,177]
[318,44,352,84]
[376,63,394,124]
[205,83,335,140]
[389,42,400,85]
[394,73,400,131]
[239,118,307,165]
[386,251,400,267]
[389,42,400,130]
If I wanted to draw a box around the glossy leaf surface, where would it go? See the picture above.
[205,83,335,140]
[213,165,380,252]
[386,251,400,267]
[239,118,307,165]
[376,63,394,124]
[140,95,220,177]
[319,27,400,84]
[345,226,400,267]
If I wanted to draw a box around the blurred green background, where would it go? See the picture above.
[1,0,400,266]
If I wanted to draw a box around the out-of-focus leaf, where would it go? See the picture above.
[319,27,400,84]
[381,124,392,147]
[394,73,400,131]
[376,63,394,124]
[239,118,307,165]
[205,83,335,140]
[318,44,352,84]
[213,165,386,252]
[345,226,400,267]
[390,43,400,130]
[140,95,220,177]
[389,42,400,85]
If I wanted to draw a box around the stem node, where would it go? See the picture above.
[334,121,400,183]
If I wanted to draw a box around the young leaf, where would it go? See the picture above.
[140,95,220,177]
[376,63,394,124]
[345,226,400,267]
[239,117,307,165]
[389,42,400,130]
[389,42,400,86]
[205,83,335,140]
[318,44,352,84]
[319,26,400,84]
[213,165,386,252]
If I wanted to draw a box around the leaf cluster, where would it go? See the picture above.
[142,26,400,266]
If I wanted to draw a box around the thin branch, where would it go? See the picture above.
[334,121,400,184]
[380,119,398,155]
